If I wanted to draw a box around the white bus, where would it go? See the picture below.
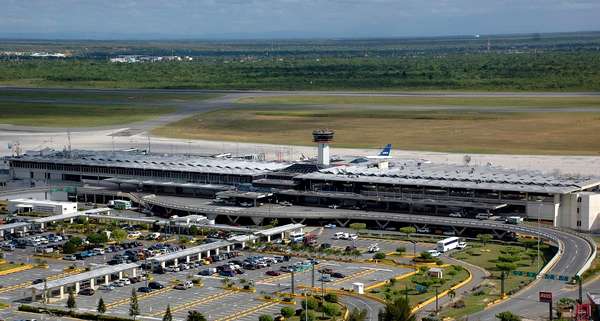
[289,231,305,243]
[437,237,460,252]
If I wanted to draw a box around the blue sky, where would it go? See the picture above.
[2,0,600,39]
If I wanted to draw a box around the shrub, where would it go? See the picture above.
[324,293,338,303]
[396,246,406,254]
[299,310,316,321]
[452,300,466,308]
[281,307,294,318]
[323,303,340,316]
[373,252,386,260]
[302,297,318,310]
[258,315,273,321]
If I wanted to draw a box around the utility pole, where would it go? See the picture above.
[576,275,583,303]
[434,285,440,314]
[321,272,325,320]
[499,271,505,298]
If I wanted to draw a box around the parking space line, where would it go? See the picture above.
[215,301,278,321]
[330,268,376,286]
[149,289,235,317]
[258,264,322,284]
[106,287,172,309]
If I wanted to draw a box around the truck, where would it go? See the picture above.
[506,216,524,225]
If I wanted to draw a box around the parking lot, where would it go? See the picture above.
[0,210,426,321]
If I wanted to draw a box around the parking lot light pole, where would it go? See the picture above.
[434,285,440,314]
[311,263,315,288]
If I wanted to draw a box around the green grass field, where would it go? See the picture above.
[152,105,600,155]
[0,101,176,127]
[0,91,218,127]
[0,91,219,103]
[372,265,469,306]
[237,95,600,108]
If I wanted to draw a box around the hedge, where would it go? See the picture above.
[18,305,134,321]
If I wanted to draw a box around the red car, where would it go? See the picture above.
[266,270,281,276]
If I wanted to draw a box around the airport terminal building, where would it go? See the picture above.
[6,149,600,231]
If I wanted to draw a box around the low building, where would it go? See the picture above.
[7,198,78,215]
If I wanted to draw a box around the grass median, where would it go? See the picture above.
[442,241,555,319]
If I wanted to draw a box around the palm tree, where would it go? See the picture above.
[186,310,207,321]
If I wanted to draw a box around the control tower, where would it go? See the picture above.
[312,129,334,166]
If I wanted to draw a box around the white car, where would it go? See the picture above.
[457,242,467,249]
[328,204,339,209]
[349,234,358,240]
[427,250,441,257]
[279,201,293,207]
[100,284,115,291]
[416,227,430,234]
[324,224,337,229]
[449,212,462,218]
[127,231,142,239]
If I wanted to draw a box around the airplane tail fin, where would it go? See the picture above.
[378,144,392,157]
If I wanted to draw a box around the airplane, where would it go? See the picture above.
[366,144,392,159]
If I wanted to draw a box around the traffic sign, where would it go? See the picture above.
[539,291,553,303]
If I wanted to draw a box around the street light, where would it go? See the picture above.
[537,200,542,274]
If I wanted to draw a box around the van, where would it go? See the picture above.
[475,213,492,220]
[319,274,332,282]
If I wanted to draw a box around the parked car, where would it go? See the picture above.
[79,288,95,296]
[324,224,336,229]
[63,254,77,261]
[331,272,345,278]
[174,280,193,290]
[137,286,152,293]
[100,284,115,291]
[449,212,462,218]
[416,227,430,234]
[427,250,442,257]
[266,270,281,276]
[457,241,467,249]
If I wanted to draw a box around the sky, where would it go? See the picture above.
[2,0,600,39]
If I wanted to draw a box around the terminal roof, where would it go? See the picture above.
[298,161,600,194]
[11,150,289,176]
